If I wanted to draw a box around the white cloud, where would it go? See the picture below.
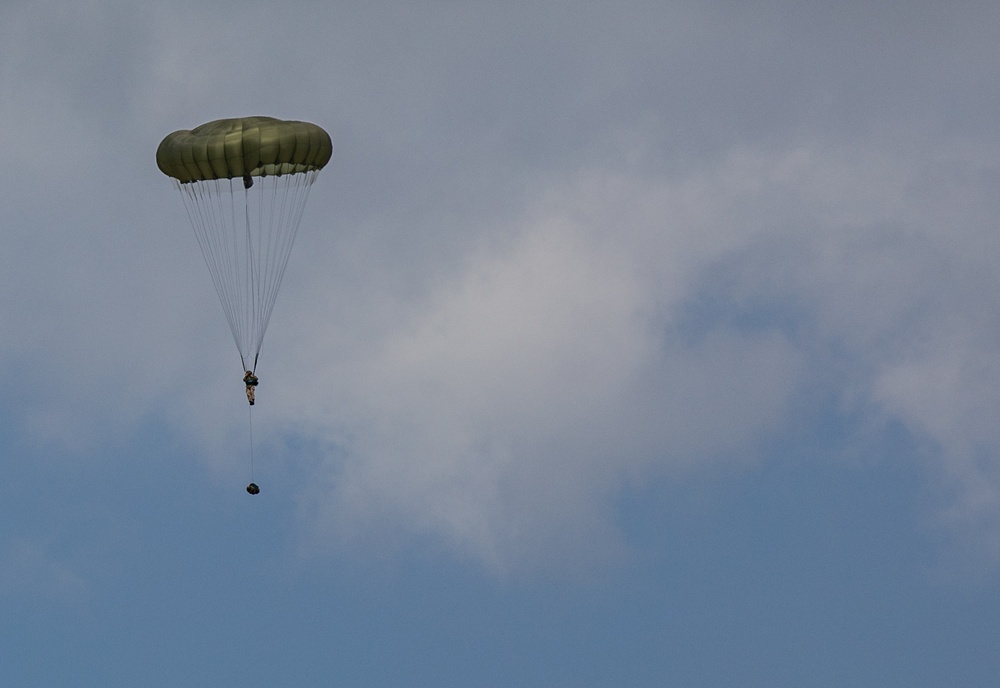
[3,0,1000,578]
[265,134,1000,576]
[281,156,812,574]
[872,315,1000,572]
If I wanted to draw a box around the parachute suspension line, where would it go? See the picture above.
[251,170,319,359]
[252,176,270,365]
[220,179,248,357]
[179,179,251,363]
[174,169,320,373]
[244,180,258,369]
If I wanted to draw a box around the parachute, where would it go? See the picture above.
[158,117,332,493]
[157,116,332,374]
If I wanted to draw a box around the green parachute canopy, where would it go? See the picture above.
[156,116,332,183]
[157,116,332,374]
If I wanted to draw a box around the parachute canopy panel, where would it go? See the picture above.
[156,116,333,183]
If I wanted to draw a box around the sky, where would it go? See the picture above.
[2,0,1000,685]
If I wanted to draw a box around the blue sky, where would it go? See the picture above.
[3,1,1000,685]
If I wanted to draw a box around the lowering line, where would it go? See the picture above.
[245,376,260,496]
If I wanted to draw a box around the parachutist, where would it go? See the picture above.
[246,482,260,495]
[243,371,259,405]
[243,173,253,189]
